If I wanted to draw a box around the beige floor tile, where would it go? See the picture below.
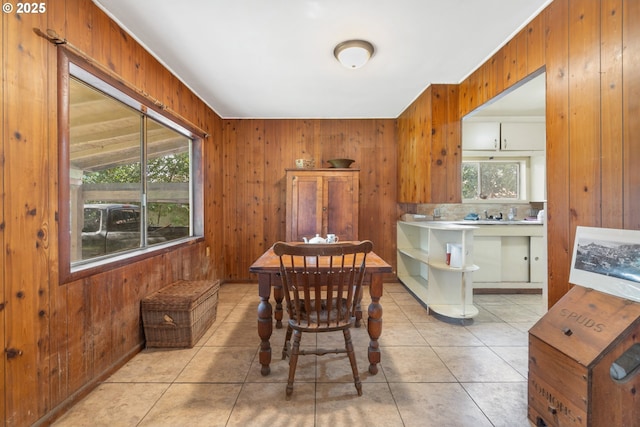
[414,321,485,346]
[466,322,529,346]
[53,383,168,427]
[491,345,530,377]
[106,347,200,382]
[462,382,530,427]
[227,382,316,427]
[176,346,256,383]
[471,305,503,322]
[481,304,542,323]
[377,302,412,323]
[378,322,428,346]
[381,346,456,382]
[203,320,262,347]
[315,382,404,426]
[400,304,436,322]
[314,349,387,384]
[432,346,525,382]
[246,345,318,383]
[138,383,241,427]
[474,294,511,305]
[390,382,493,427]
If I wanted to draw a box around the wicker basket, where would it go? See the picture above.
[141,279,220,348]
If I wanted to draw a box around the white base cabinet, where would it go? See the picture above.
[397,221,479,319]
[473,225,545,290]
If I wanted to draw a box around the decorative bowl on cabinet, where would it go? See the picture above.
[327,158,355,168]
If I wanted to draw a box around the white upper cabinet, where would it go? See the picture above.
[463,121,545,151]
[462,122,500,150]
[500,122,545,151]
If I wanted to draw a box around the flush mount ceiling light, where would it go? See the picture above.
[334,40,374,69]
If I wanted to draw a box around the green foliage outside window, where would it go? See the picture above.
[462,161,519,200]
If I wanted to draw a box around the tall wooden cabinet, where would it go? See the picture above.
[285,169,359,242]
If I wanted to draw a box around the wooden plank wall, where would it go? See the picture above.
[1,0,224,425]
[221,119,398,280]
[397,84,461,204]
[457,0,640,306]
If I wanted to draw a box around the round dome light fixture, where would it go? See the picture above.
[334,40,374,69]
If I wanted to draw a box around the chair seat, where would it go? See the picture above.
[288,298,354,330]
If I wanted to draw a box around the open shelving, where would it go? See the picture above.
[397,221,479,320]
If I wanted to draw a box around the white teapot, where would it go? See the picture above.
[303,234,327,244]
[302,234,339,244]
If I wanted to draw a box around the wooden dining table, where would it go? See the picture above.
[249,242,393,376]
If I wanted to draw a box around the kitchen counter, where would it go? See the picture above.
[413,220,543,237]
[451,219,543,225]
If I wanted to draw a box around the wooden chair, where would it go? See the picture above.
[273,240,373,398]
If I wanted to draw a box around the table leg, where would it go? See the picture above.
[367,273,383,375]
[273,276,284,329]
[257,273,273,376]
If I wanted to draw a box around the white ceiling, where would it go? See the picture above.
[93,0,551,119]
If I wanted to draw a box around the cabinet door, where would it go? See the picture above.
[473,236,502,283]
[287,174,323,242]
[530,236,547,284]
[323,174,358,240]
[500,122,545,151]
[462,122,500,150]
[501,236,530,282]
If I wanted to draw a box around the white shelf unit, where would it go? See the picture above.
[397,221,479,319]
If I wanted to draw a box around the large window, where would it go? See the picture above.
[60,51,204,280]
[462,159,526,201]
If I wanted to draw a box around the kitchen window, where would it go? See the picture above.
[462,159,527,201]
[58,49,204,282]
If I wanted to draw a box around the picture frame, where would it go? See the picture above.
[569,226,640,303]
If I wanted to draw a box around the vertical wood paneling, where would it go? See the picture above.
[600,0,623,229]
[397,84,460,205]
[3,8,51,426]
[222,120,240,279]
[623,0,640,229]
[503,39,518,89]
[515,28,529,81]
[397,87,431,202]
[0,7,6,426]
[568,0,601,228]
[222,119,397,280]
[430,85,452,202]
[545,0,572,305]
[445,85,462,202]
[527,14,546,74]
[66,279,91,395]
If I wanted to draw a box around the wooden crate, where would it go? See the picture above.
[142,279,220,348]
[528,285,640,427]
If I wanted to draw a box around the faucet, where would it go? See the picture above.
[483,210,489,219]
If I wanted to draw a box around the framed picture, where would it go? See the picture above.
[569,226,640,303]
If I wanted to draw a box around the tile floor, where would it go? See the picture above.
[53,282,546,427]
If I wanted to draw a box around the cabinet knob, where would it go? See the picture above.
[534,256,539,261]
[562,327,573,336]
